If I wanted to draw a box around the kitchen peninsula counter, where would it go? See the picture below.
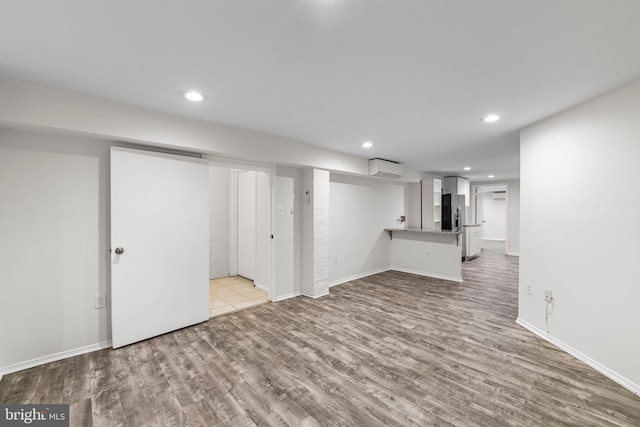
[384,227,462,238]
[384,227,462,282]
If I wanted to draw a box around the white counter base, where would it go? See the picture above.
[389,266,463,283]
[388,230,462,282]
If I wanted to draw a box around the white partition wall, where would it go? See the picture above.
[519,77,640,394]
[302,169,330,298]
[275,166,304,301]
[329,173,405,286]
[0,130,110,374]
[276,176,295,299]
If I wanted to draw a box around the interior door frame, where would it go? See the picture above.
[235,170,257,281]
[207,157,276,301]
[470,182,510,253]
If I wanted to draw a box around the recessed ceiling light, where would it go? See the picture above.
[362,141,373,148]
[483,114,500,123]
[184,91,205,102]
[488,175,495,178]
[463,167,471,171]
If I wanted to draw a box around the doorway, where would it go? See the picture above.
[207,163,273,317]
[471,183,508,255]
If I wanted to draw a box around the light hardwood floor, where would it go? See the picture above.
[209,276,268,317]
[1,249,639,426]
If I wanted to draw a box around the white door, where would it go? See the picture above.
[237,171,256,280]
[110,147,209,349]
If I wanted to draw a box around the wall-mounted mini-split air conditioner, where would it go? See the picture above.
[491,191,507,200]
[368,158,403,178]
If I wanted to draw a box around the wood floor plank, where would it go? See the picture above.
[69,397,93,427]
[1,247,639,426]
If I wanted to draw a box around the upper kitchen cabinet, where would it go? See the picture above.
[406,182,422,229]
[444,176,470,207]
[433,178,442,230]
[421,176,443,230]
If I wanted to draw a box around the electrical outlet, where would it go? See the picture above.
[526,281,533,295]
[334,256,338,263]
[94,294,106,309]
[427,250,431,257]
[544,288,553,303]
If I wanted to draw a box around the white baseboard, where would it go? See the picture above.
[301,291,330,299]
[390,267,463,283]
[329,267,391,288]
[328,266,463,286]
[506,251,520,256]
[254,282,268,292]
[0,340,112,380]
[484,238,506,241]
[274,291,301,302]
[516,318,640,397]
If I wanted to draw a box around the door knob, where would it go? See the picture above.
[114,247,125,255]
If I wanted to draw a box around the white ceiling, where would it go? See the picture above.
[2,1,640,180]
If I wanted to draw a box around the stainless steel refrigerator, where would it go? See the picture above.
[442,193,466,259]
[441,193,465,232]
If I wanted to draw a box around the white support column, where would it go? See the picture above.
[302,168,330,298]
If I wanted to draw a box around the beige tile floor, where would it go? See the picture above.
[209,276,269,317]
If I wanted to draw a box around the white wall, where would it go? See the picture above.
[302,169,331,297]
[405,182,422,229]
[519,77,640,393]
[0,129,110,372]
[329,174,405,285]
[390,233,462,282]
[506,181,520,256]
[0,78,421,182]
[301,170,314,297]
[0,78,428,374]
[481,193,506,240]
[275,176,295,299]
[275,166,304,300]
[208,166,230,279]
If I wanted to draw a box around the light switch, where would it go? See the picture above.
[277,206,283,216]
